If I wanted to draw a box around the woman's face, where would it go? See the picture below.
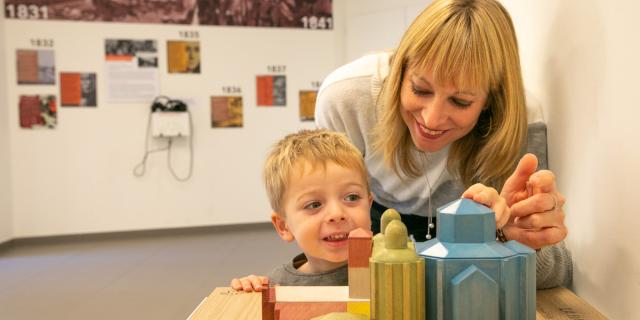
[399,66,488,153]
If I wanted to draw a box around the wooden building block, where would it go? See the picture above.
[275,286,366,302]
[262,279,275,320]
[311,312,368,320]
[370,220,425,320]
[272,286,369,319]
[372,209,402,258]
[346,301,370,317]
[348,267,370,299]
[348,228,372,299]
[275,302,347,320]
[348,228,372,268]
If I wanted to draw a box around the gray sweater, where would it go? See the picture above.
[315,52,572,289]
[270,253,348,286]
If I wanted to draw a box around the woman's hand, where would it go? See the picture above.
[230,275,269,292]
[500,154,568,249]
[462,184,510,229]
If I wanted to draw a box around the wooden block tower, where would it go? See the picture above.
[370,219,425,320]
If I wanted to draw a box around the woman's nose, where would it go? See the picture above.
[421,97,448,128]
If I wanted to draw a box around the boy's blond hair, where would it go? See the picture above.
[264,129,369,215]
[373,0,527,189]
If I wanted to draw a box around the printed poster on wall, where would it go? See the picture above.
[256,75,286,107]
[19,95,57,129]
[167,40,200,74]
[4,0,333,29]
[60,72,97,107]
[16,49,55,85]
[104,39,159,103]
[211,96,243,128]
[299,90,317,121]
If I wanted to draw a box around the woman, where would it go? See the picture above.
[315,0,571,288]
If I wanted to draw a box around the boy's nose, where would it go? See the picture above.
[325,202,347,222]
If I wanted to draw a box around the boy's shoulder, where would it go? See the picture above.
[269,253,348,287]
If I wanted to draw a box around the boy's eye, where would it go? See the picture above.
[450,97,472,108]
[344,193,361,202]
[303,201,322,210]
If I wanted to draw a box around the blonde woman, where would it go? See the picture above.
[315,0,571,289]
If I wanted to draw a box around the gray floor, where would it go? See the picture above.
[0,223,300,320]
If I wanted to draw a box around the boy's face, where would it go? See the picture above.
[272,161,372,273]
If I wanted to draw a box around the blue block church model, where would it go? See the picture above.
[417,198,536,320]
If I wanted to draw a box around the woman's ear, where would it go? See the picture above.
[271,212,294,242]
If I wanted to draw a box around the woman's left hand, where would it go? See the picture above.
[462,184,510,229]
[500,154,568,249]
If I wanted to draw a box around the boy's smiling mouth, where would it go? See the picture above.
[322,232,350,248]
[323,232,348,241]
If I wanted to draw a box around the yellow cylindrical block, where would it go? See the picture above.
[370,220,425,320]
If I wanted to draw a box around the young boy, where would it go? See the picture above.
[230,129,512,291]
[231,129,373,291]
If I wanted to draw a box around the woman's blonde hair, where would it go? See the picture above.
[264,129,369,215]
[373,0,527,189]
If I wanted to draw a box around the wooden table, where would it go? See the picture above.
[188,287,607,320]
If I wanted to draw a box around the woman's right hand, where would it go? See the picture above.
[230,275,269,292]
[500,154,568,249]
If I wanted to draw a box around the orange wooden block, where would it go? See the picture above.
[262,279,275,320]
[348,228,372,268]
[275,302,347,320]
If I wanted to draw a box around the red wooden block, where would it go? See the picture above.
[348,228,373,268]
[262,279,275,320]
[275,302,347,320]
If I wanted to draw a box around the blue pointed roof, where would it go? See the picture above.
[437,198,496,243]
[438,198,494,215]
[418,198,534,259]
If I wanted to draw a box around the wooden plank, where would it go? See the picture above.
[188,287,261,320]
[536,287,607,320]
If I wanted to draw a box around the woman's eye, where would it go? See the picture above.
[304,202,322,210]
[344,193,361,202]
[411,85,432,96]
[450,97,472,108]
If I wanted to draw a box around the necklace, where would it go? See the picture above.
[420,151,445,240]
[425,173,435,240]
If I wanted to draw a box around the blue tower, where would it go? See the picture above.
[417,198,536,320]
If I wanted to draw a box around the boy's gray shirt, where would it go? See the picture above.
[269,253,348,286]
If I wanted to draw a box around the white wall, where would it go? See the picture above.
[3,1,346,237]
[344,0,431,61]
[503,1,640,318]
[0,0,14,243]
